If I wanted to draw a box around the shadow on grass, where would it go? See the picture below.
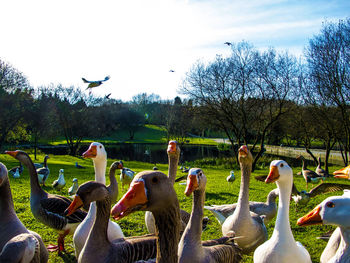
[206,191,237,200]
[58,251,77,263]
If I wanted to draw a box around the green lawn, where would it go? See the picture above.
[0,151,348,262]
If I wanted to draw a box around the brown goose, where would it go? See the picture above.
[297,155,324,189]
[204,188,279,225]
[36,155,50,186]
[221,145,268,254]
[5,150,87,253]
[145,141,208,235]
[178,168,242,263]
[112,171,181,263]
[0,162,48,262]
[66,180,157,263]
[316,157,329,177]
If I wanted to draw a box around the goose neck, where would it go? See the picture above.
[272,178,294,241]
[0,180,17,219]
[88,198,110,246]
[153,201,181,263]
[168,155,179,184]
[236,163,251,211]
[93,158,106,184]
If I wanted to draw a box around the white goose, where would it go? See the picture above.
[120,165,135,191]
[298,190,350,263]
[226,170,235,183]
[52,169,66,191]
[73,142,124,259]
[253,160,311,263]
[221,145,268,254]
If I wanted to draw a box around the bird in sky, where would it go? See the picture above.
[105,93,112,99]
[169,69,175,72]
[82,75,110,90]
[224,42,232,46]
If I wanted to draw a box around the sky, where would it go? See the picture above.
[1,0,349,102]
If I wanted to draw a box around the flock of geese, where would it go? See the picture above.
[1,141,350,262]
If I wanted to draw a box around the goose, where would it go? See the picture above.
[221,145,268,254]
[5,150,87,253]
[291,182,350,206]
[204,188,279,225]
[8,162,23,176]
[112,170,183,263]
[120,165,135,191]
[36,155,50,186]
[227,170,235,182]
[12,167,21,179]
[178,168,242,263]
[65,183,157,262]
[253,160,311,263]
[333,165,350,179]
[297,155,325,189]
[112,171,230,263]
[145,140,209,235]
[297,190,350,263]
[316,156,330,177]
[75,162,85,169]
[52,169,66,191]
[68,178,79,196]
[73,142,124,259]
[34,155,49,170]
[82,75,110,90]
[0,162,48,262]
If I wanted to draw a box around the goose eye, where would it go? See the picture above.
[99,146,102,149]
[326,201,335,208]
[151,177,159,184]
[280,163,284,168]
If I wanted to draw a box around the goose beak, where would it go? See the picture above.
[5,150,19,158]
[111,180,148,220]
[185,174,198,196]
[82,145,97,158]
[333,166,350,179]
[167,141,177,154]
[265,165,280,183]
[297,205,323,226]
[65,195,83,216]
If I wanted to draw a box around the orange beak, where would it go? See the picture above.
[238,145,248,157]
[82,145,97,158]
[111,180,148,220]
[265,165,280,183]
[65,195,83,216]
[167,141,177,154]
[297,205,323,226]
[5,150,20,158]
[185,174,198,196]
[333,165,350,179]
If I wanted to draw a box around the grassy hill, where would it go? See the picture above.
[0,151,348,262]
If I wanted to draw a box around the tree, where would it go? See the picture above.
[305,18,350,165]
[0,59,32,150]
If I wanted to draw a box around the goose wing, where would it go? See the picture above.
[308,183,350,197]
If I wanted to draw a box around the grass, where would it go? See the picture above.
[1,151,349,262]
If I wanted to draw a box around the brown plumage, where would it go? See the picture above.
[5,150,86,253]
[112,171,181,263]
[297,155,324,189]
[0,162,48,262]
[178,168,242,263]
[65,181,157,263]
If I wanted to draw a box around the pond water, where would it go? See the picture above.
[38,143,306,166]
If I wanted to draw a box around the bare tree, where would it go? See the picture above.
[305,18,350,165]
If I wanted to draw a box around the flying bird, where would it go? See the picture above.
[82,75,110,90]
[105,93,112,99]
[224,42,232,46]
[169,69,175,72]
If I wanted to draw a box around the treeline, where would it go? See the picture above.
[0,18,349,171]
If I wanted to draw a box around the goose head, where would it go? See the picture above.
[333,165,350,179]
[73,178,78,183]
[82,142,107,162]
[167,140,180,158]
[65,181,109,216]
[238,145,253,166]
[184,168,206,196]
[265,160,293,185]
[297,190,350,228]
[111,171,176,219]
